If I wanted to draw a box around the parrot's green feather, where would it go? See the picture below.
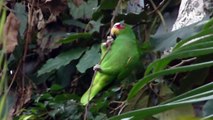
[80,24,141,105]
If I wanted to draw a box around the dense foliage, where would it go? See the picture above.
[0,0,213,120]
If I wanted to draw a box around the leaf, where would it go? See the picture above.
[128,61,213,100]
[89,18,103,33]
[18,115,35,120]
[154,105,195,120]
[63,19,86,29]
[14,3,27,38]
[50,84,63,91]
[4,12,19,53]
[37,48,86,76]
[109,94,213,120]
[56,64,75,87]
[68,0,98,19]
[94,113,108,120]
[174,28,213,50]
[145,35,213,75]
[203,100,213,116]
[76,44,101,73]
[163,82,213,104]
[59,33,92,44]
[99,0,119,10]
[150,20,207,52]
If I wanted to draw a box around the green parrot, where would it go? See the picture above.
[80,22,141,105]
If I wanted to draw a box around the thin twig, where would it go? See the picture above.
[148,0,166,15]
[118,103,127,115]
[111,0,122,28]
[6,0,35,104]
[170,57,197,69]
[21,0,34,89]
[149,0,168,31]
[6,60,22,94]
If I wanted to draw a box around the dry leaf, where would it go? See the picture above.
[13,82,33,115]
[4,12,20,53]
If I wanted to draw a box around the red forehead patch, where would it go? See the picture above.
[114,23,125,29]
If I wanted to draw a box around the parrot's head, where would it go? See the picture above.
[110,22,125,38]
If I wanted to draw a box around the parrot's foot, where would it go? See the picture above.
[93,64,101,71]
[102,36,114,48]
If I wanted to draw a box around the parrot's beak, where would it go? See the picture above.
[110,22,125,39]
[110,27,119,39]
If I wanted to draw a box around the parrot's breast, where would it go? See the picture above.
[100,35,140,75]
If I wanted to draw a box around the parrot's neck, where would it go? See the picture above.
[119,27,136,40]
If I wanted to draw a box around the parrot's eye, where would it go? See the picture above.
[113,23,125,30]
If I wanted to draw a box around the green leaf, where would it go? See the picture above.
[37,48,86,76]
[76,44,100,73]
[54,94,80,102]
[89,18,103,33]
[56,64,75,87]
[68,0,98,19]
[145,34,213,75]
[163,82,213,104]
[109,94,213,120]
[94,113,107,120]
[174,28,213,50]
[18,115,35,120]
[50,84,63,91]
[85,0,98,18]
[59,33,92,44]
[128,61,213,100]
[150,20,207,52]
[14,3,27,38]
[99,0,119,9]
[154,105,195,120]
[203,100,213,116]
[63,19,86,29]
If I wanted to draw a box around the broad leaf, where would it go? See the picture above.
[14,3,27,38]
[76,44,100,73]
[68,0,98,19]
[37,48,86,76]
[150,20,207,52]
[203,100,213,116]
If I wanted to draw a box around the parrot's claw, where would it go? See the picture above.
[93,64,101,71]
[102,36,114,48]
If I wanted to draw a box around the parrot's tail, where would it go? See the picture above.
[80,73,113,105]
